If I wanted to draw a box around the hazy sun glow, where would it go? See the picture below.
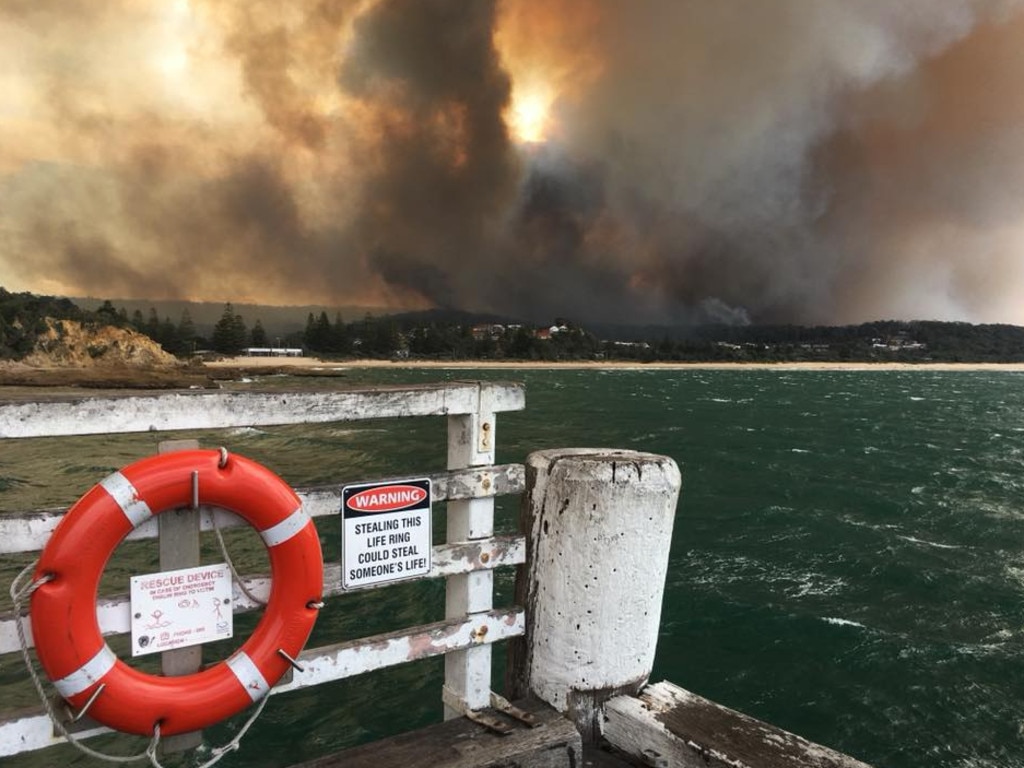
[507,87,553,144]
[155,47,189,80]
[154,0,193,81]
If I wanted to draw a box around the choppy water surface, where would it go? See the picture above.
[4,367,1024,768]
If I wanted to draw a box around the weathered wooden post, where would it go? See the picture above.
[509,448,681,742]
[156,438,204,753]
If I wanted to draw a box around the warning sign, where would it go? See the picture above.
[129,563,233,657]
[342,478,432,590]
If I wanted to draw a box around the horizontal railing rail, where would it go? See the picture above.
[0,528,527,654]
[0,463,526,555]
[0,382,524,438]
[0,382,525,759]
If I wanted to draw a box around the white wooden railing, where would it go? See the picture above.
[0,382,526,758]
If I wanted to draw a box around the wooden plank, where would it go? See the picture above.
[287,698,580,768]
[158,509,202,680]
[0,383,525,439]
[0,535,526,654]
[156,438,203,753]
[0,463,525,554]
[0,712,110,758]
[603,681,873,768]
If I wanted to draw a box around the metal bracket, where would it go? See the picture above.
[476,384,495,455]
[54,695,98,736]
[479,419,492,452]
[442,686,513,736]
[68,684,105,723]
[489,692,541,728]
[642,747,669,767]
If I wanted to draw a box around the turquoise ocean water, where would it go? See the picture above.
[3,367,1024,767]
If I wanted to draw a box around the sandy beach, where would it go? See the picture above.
[205,356,1024,372]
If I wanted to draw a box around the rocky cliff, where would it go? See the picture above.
[21,319,178,368]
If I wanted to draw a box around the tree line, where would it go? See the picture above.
[286,313,1024,364]
[3,287,1024,363]
[0,291,268,359]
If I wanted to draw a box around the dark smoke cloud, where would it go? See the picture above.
[821,10,1024,322]
[533,0,1024,323]
[341,0,519,310]
[2,0,1024,324]
[211,0,354,150]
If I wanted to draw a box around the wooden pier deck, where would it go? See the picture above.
[290,698,638,768]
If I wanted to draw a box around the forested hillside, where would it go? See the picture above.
[4,288,1024,364]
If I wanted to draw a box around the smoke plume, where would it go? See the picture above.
[2,0,1024,325]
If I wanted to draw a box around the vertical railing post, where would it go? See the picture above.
[156,439,203,752]
[443,384,497,717]
[509,448,681,742]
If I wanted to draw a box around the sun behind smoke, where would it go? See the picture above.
[507,87,553,144]
[495,1,605,148]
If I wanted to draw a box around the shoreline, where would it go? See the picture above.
[3,358,1023,394]
[205,356,1024,372]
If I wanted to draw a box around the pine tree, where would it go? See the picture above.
[212,303,247,354]
[146,308,160,340]
[250,319,268,347]
[304,311,333,351]
[231,311,248,352]
[314,311,332,351]
[303,312,316,349]
[96,300,118,324]
[332,313,352,354]
[0,314,9,359]
[177,308,196,351]
[159,316,181,354]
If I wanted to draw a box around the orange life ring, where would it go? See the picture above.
[29,449,324,737]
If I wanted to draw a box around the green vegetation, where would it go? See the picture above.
[0,288,87,359]
[211,303,248,355]
[3,288,1024,364]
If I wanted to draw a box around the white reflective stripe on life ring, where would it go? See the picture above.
[226,651,270,702]
[259,506,309,548]
[53,645,117,698]
[100,472,153,528]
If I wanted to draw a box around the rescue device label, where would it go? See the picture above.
[129,563,233,657]
[342,478,432,590]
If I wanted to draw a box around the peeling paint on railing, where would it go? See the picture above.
[272,608,524,694]
[0,383,525,439]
